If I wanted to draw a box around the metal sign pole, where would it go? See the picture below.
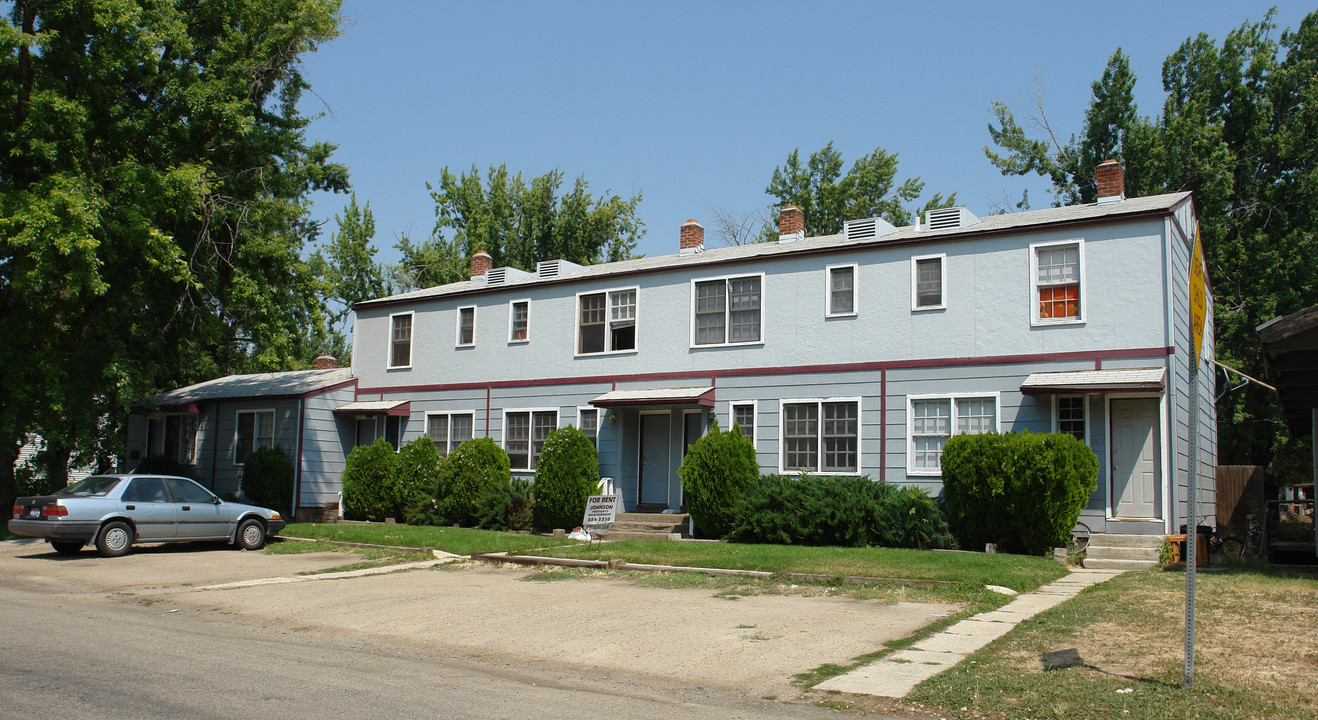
[1185,358,1198,688]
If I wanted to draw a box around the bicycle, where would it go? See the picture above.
[1209,515,1262,561]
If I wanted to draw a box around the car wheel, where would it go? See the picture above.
[50,540,84,555]
[95,521,134,558]
[235,518,266,551]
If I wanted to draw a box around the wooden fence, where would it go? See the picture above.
[1216,465,1267,536]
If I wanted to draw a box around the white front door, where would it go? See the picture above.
[1110,398,1161,519]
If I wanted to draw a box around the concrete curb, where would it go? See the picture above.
[814,568,1126,698]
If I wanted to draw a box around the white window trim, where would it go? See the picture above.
[576,406,600,446]
[455,306,476,347]
[825,263,858,318]
[1052,394,1090,446]
[425,410,476,454]
[233,408,276,466]
[501,407,561,472]
[387,311,414,369]
[910,253,947,311]
[1030,239,1086,326]
[906,392,1001,477]
[154,413,200,465]
[573,286,640,357]
[508,298,530,344]
[728,400,757,449]
[689,271,767,348]
[776,396,862,476]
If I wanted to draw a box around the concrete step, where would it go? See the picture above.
[1085,546,1160,561]
[1087,533,1165,549]
[599,512,690,541]
[1083,557,1158,571]
[597,530,682,542]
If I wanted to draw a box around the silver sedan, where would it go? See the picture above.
[8,474,286,557]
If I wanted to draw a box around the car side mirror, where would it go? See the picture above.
[213,496,222,505]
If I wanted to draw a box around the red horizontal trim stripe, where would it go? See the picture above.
[356,346,1174,396]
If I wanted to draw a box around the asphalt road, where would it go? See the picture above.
[0,540,924,720]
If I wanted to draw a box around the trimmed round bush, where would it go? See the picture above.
[340,438,402,522]
[395,437,442,523]
[533,426,600,531]
[942,431,1099,555]
[677,422,759,538]
[240,446,294,516]
[474,477,535,531]
[434,437,511,526]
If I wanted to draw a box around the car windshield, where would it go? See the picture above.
[54,476,123,497]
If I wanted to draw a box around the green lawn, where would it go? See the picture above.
[279,522,580,556]
[903,566,1318,720]
[522,541,1067,593]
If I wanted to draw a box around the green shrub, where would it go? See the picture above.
[395,437,442,523]
[726,474,954,549]
[677,421,759,538]
[340,439,402,522]
[532,426,600,531]
[240,446,294,516]
[941,431,1099,555]
[434,437,511,526]
[134,454,194,478]
[473,477,535,531]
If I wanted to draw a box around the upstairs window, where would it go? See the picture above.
[456,306,475,346]
[1032,241,1083,323]
[912,254,945,310]
[389,313,413,368]
[694,274,762,346]
[826,265,856,316]
[235,410,275,464]
[509,300,529,343]
[577,288,636,354]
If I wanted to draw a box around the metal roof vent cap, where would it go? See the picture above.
[843,216,898,242]
[924,206,979,231]
[537,259,584,279]
[485,266,534,286]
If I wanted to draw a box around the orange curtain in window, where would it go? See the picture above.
[1039,284,1079,319]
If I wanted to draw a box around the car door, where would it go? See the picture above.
[120,477,178,540]
[164,478,231,540]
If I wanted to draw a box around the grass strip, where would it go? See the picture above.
[265,538,435,574]
[280,522,580,556]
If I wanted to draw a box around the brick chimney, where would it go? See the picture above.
[313,354,338,370]
[779,205,805,242]
[470,250,492,278]
[1096,159,1125,204]
[680,219,704,255]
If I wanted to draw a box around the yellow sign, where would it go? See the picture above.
[1189,230,1207,361]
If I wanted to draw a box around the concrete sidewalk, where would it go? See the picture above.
[816,568,1125,698]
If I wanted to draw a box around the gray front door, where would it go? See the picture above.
[1111,398,1161,519]
[639,414,670,506]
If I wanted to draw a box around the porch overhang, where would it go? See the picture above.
[1258,305,1318,436]
[1020,368,1166,395]
[333,400,411,417]
[131,402,200,415]
[589,386,715,408]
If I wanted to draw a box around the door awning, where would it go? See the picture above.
[334,400,411,417]
[590,386,715,408]
[1020,368,1166,395]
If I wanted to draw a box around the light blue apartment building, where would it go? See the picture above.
[127,161,1216,537]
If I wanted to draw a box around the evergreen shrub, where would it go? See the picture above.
[434,437,510,526]
[677,422,759,538]
[725,474,954,548]
[240,446,294,516]
[473,477,535,531]
[532,426,600,531]
[941,431,1099,555]
[340,438,401,522]
[394,437,442,523]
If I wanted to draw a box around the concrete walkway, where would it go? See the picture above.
[816,568,1125,698]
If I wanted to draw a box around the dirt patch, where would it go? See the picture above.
[164,562,957,698]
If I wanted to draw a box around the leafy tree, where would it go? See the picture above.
[763,142,956,238]
[0,1,349,511]
[984,10,1318,464]
[394,164,643,290]
[312,193,388,360]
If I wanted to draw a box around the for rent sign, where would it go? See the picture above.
[582,495,619,532]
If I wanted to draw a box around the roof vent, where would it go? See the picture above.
[924,206,979,231]
[485,266,534,286]
[537,259,585,280]
[843,216,898,242]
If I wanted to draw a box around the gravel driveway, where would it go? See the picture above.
[2,538,956,698]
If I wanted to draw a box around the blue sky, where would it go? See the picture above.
[300,1,1312,263]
